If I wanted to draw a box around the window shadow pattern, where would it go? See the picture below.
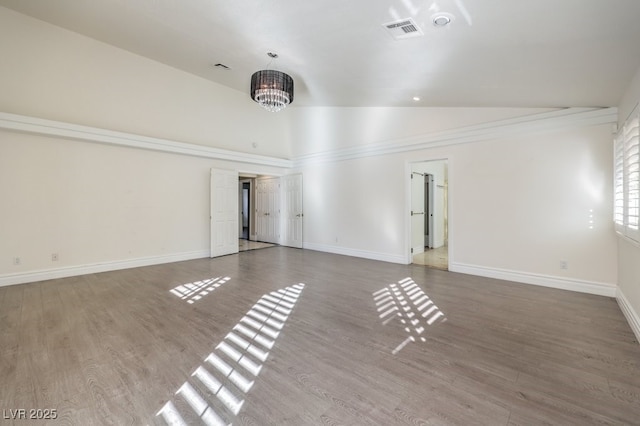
[373,277,446,354]
[157,283,305,425]
[170,276,231,304]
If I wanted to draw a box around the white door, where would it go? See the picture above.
[411,172,425,256]
[425,174,435,249]
[210,168,239,257]
[256,177,280,244]
[281,174,303,248]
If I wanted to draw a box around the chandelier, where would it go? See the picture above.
[250,53,294,112]
[251,70,294,112]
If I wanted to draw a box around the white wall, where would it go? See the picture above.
[0,129,285,283]
[616,63,640,335]
[0,6,290,159]
[0,7,289,284]
[298,114,617,295]
[450,125,615,288]
[289,107,556,157]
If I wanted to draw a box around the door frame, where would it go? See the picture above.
[405,157,453,265]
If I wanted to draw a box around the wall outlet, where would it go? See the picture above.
[52,253,59,261]
[560,260,568,270]
[13,257,21,265]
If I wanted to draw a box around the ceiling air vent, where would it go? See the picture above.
[383,17,424,40]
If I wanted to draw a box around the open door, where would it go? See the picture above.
[256,177,280,244]
[425,174,435,249]
[211,168,239,257]
[411,172,425,255]
[282,174,303,248]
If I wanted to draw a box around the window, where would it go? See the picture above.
[615,105,640,242]
[614,132,625,230]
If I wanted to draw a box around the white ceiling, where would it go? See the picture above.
[2,0,640,108]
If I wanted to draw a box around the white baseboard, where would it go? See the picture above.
[449,262,616,297]
[616,287,640,343]
[303,242,407,264]
[412,246,425,255]
[0,250,210,287]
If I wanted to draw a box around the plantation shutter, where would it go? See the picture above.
[614,132,625,231]
[624,111,640,241]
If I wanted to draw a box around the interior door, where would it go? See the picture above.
[256,177,280,244]
[210,168,239,257]
[425,174,435,249]
[411,172,425,255]
[281,174,303,248]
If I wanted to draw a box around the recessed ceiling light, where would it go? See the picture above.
[413,96,421,101]
[432,13,454,27]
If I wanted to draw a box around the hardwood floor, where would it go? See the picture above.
[1,247,639,425]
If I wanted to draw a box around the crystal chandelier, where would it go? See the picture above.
[250,69,294,112]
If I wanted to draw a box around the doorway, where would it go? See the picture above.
[410,160,449,270]
[238,175,277,252]
[239,180,251,240]
[212,171,304,257]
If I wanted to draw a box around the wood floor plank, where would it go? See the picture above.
[0,247,639,424]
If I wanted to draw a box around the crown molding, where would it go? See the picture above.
[0,112,293,168]
[293,107,618,166]
[0,107,618,169]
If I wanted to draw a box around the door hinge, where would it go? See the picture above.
[411,248,414,253]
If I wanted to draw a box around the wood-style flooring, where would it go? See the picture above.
[1,247,639,425]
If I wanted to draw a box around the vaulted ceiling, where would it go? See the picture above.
[2,0,640,108]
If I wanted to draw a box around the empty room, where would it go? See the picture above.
[1,1,640,424]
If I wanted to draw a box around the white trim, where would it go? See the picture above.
[294,107,618,165]
[303,242,407,264]
[0,112,293,168]
[616,287,640,343]
[449,262,616,297]
[0,108,617,169]
[617,231,640,249]
[0,250,210,287]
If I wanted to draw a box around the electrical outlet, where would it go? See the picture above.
[52,253,59,261]
[560,260,568,270]
[13,257,21,265]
